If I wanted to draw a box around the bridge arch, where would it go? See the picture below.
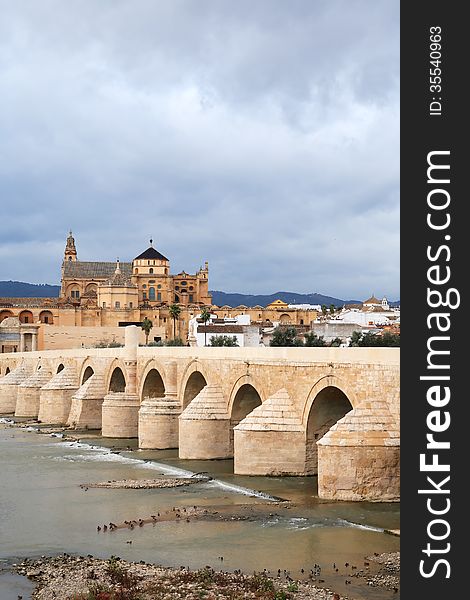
[228,375,266,415]
[179,360,212,408]
[141,368,165,400]
[229,376,264,454]
[139,359,168,400]
[82,366,94,385]
[107,364,126,393]
[182,371,207,408]
[303,375,354,474]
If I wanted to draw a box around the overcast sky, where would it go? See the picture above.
[0,0,399,300]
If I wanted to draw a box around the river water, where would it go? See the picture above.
[0,423,399,599]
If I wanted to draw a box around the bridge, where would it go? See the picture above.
[0,326,399,502]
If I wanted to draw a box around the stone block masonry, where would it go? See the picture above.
[0,339,400,502]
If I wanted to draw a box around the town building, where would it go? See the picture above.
[0,233,318,351]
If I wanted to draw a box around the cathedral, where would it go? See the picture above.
[60,231,211,309]
[1,232,316,352]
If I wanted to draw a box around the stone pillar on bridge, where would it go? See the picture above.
[178,385,231,459]
[16,365,53,418]
[234,389,306,475]
[138,360,181,449]
[67,370,107,430]
[102,326,140,438]
[317,399,400,502]
[38,365,80,424]
[0,362,33,414]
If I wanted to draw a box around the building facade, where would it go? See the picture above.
[0,233,320,351]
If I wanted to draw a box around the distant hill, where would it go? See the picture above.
[0,281,60,298]
[0,281,399,308]
[210,290,363,308]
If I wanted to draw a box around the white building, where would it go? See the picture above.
[287,303,322,311]
[188,313,261,347]
[334,295,399,327]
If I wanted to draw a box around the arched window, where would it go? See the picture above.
[134,268,138,274]
[149,287,156,301]
[149,268,154,274]
[39,311,54,324]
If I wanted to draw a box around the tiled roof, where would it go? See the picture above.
[106,271,134,287]
[0,298,58,307]
[199,325,245,333]
[363,295,381,305]
[63,261,132,279]
[134,247,169,261]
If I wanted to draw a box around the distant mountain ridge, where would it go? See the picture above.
[0,281,399,307]
[210,290,361,308]
[0,281,61,297]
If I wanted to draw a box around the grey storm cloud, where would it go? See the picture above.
[0,0,399,300]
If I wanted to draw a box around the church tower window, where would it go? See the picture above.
[149,287,156,301]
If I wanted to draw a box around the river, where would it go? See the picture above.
[0,423,399,599]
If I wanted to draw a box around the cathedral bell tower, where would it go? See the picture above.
[60,231,78,299]
[64,230,77,262]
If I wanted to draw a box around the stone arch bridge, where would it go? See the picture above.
[0,327,399,502]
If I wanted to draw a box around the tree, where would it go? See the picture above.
[209,335,239,347]
[349,330,363,347]
[329,304,336,315]
[141,317,153,345]
[304,332,326,347]
[168,303,182,339]
[349,331,400,347]
[199,307,212,346]
[164,337,185,346]
[329,337,342,347]
[321,304,328,317]
[270,326,304,347]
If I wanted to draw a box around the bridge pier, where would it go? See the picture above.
[67,372,106,429]
[139,361,181,449]
[101,392,140,438]
[0,363,33,414]
[102,326,140,438]
[16,367,52,418]
[317,400,400,501]
[179,386,231,459]
[38,365,79,424]
[234,389,306,475]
